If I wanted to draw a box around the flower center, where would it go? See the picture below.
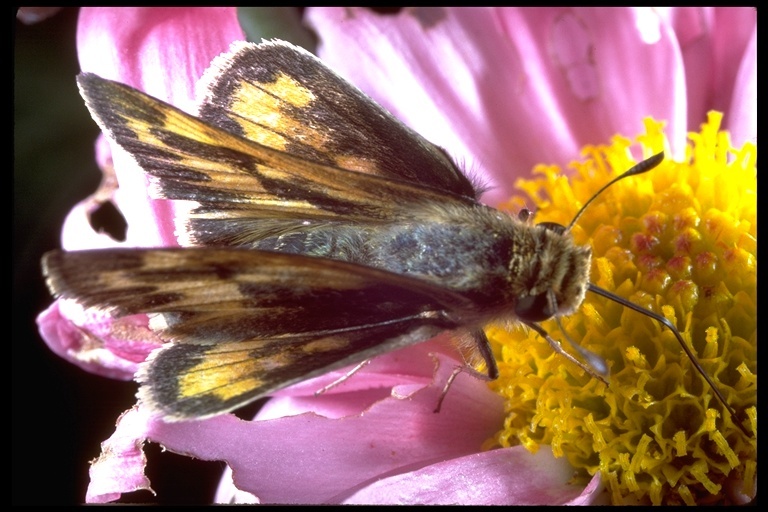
[486,113,756,505]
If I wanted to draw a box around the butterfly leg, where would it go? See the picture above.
[434,329,498,412]
[524,321,609,385]
[313,359,373,396]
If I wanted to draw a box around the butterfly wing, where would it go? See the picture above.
[43,248,474,419]
[198,40,478,197]
[60,41,493,419]
[77,41,479,249]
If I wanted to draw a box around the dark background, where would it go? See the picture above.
[14,8,224,504]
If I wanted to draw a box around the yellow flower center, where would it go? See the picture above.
[487,113,756,505]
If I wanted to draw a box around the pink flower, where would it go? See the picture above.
[37,7,756,505]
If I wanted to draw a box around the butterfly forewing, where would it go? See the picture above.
[77,62,477,250]
[199,40,478,198]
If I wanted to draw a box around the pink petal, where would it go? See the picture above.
[663,7,756,135]
[493,7,686,160]
[268,334,454,396]
[36,300,161,380]
[147,352,505,504]
[86,407,154,503]
[258,337,462,419]
[342,446,601,505]
[726,24,756,148]
[75,8,245,248]
[59,135,128,250]
[216,467,259,504]
[77,7,243,108]
[306,7,686,205]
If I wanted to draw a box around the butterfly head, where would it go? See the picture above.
[511,221,592,323]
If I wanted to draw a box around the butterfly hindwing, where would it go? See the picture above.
[42,248,473,337]
[139,321,447,420]
[43,247,474,418]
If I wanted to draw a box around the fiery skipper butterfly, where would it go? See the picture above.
[42,40,748,436]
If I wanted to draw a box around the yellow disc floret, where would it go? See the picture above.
[489,113,756,505]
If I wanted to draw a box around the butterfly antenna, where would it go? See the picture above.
[566,152,664,232]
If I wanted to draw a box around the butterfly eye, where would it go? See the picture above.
[515,291,557,322]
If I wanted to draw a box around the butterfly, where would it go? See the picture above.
[42,40,747,435]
